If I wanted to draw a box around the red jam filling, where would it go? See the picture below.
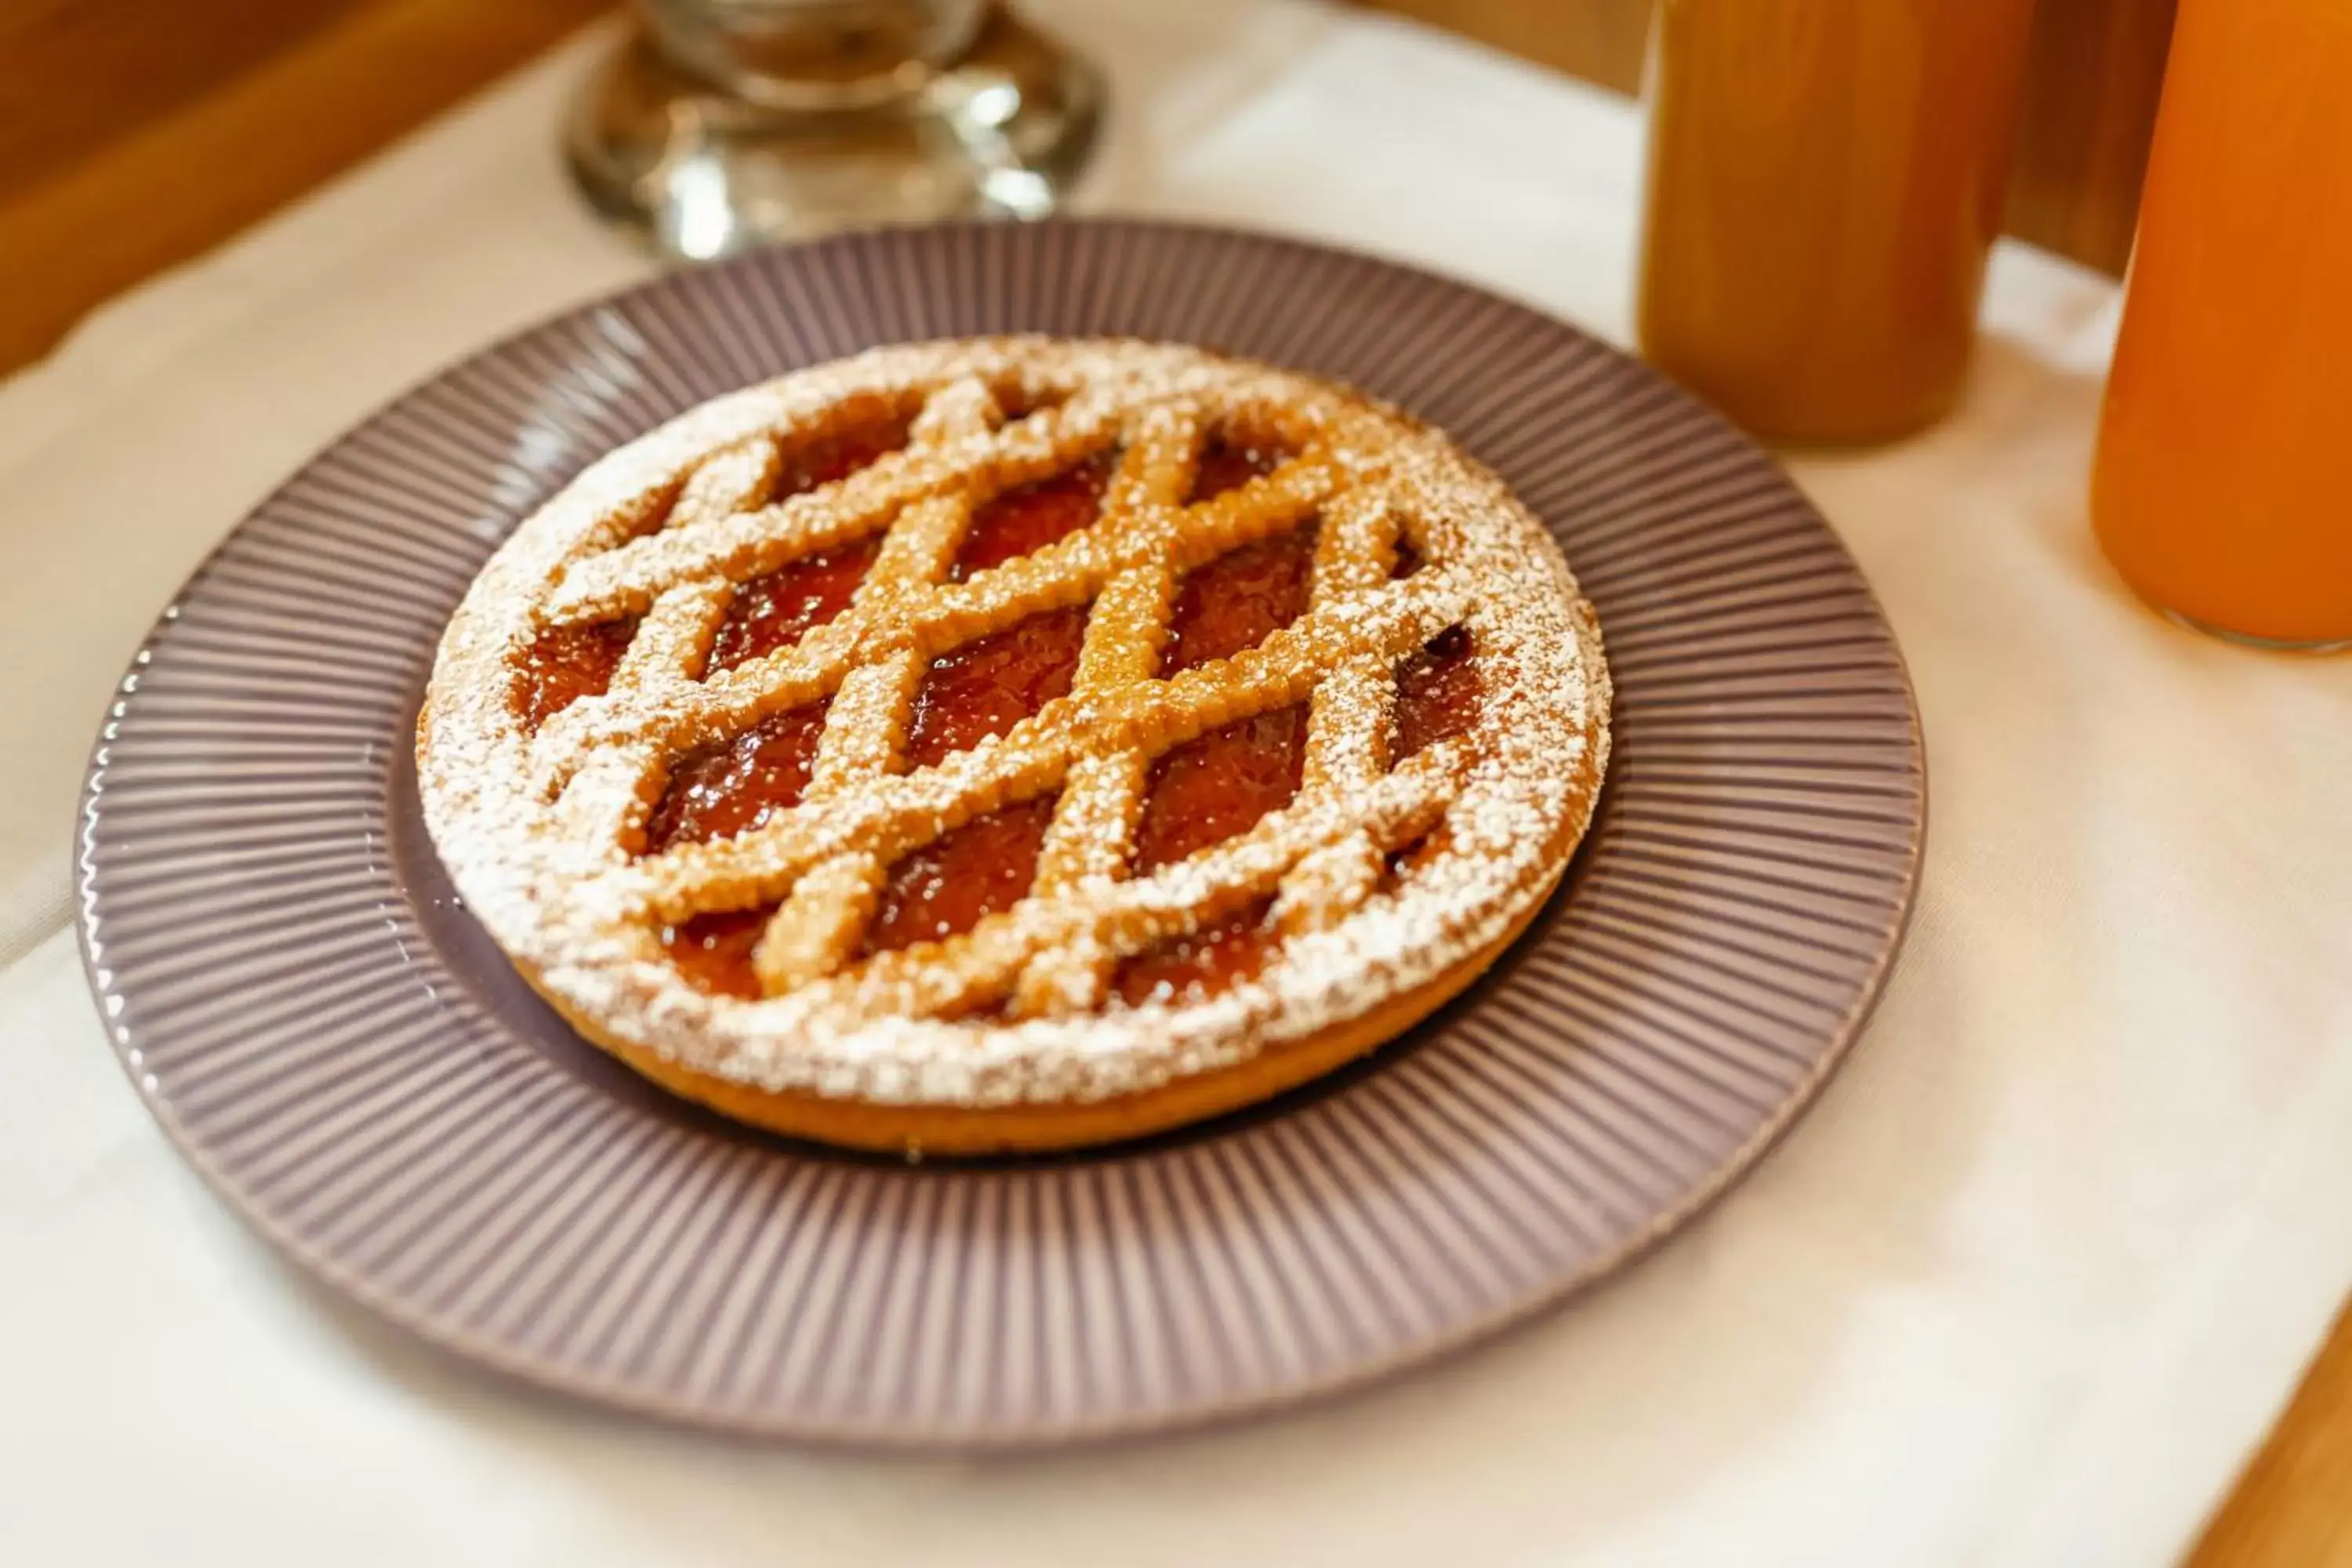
[660,797,1057,997]
[1115,897,1282,1006]
[1161,523,1318,675]
[695,413,913,672]
[643,702,830,854]
[1379,830,1444,894]
[514,618,638,732]
[772,414,909,502]
[1133,706,1308,873]
[709,538,880,673]
[902,606,1090,769]
[662,905,775,1000]
[1127,510,1319,873]
[1390,626,1481,761]
[949,450,1115,582]
[1188,436,1286,503]
[647,441,1350,1007]
[864,798,1058,955]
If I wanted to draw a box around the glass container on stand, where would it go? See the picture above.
[568,0,1104,260]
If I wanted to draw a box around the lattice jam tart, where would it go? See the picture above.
[419,338,1610,1154]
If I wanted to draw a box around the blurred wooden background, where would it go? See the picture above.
[6,2,2350,1564]
[0,0,2177,371]
[0,0,610,370]
[1360,0,2179,277]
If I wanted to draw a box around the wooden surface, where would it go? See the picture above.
[0,0,608,370]
[1,0,2346,1562]
[2194,1298,2352,1567]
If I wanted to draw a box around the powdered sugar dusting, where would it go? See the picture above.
[419,338,1611,1112]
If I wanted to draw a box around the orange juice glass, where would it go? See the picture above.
[1639,0,2041,445]
[2092,0,2352,648]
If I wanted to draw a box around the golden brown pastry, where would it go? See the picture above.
[419,338,1610,1154]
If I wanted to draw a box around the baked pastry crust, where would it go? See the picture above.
[419,337,1610,1154]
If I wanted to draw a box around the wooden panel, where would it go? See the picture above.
[0,0,2173,372]
[1358,0,2178,275]
[0,0,611,371]
[0,0,372,207]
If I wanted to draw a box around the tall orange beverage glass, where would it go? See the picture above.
[2092,0,2352,648]
[1639,0,2042,445]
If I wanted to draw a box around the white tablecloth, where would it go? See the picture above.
[5,4,2351,1564]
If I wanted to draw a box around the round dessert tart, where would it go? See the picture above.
[419,337,1610,1155]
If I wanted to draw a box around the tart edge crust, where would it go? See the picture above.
[419,603,1605,1155]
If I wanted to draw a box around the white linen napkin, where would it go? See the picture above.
[4,4,2350,1564]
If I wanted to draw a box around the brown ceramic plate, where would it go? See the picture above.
[74,220,1923,1445]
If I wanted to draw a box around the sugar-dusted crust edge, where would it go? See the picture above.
[418,337,1611,1143]
[531,860,1571,1156]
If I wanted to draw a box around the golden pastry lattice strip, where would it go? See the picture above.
[513,358,1483,1023]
